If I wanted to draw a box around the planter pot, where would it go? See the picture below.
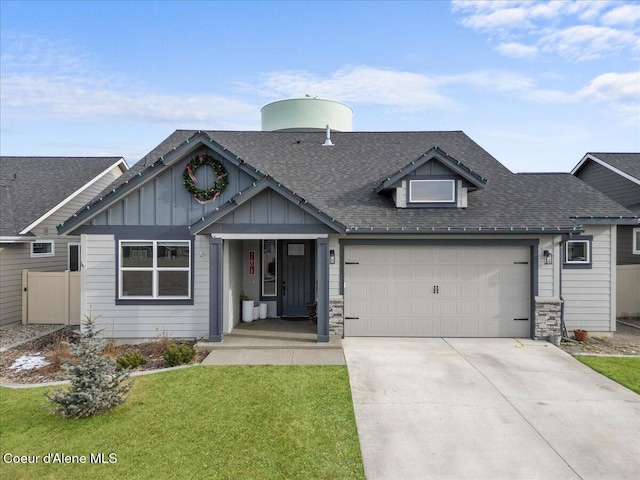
[253,306,260,320]
[259,303,267,319]
[574,329,588,342]
[241,300,254,323]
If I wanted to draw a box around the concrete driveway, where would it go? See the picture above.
[343,338,640,480]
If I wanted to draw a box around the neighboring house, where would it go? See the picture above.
[572,153,640,316]
[0,157,127,326]
[56,129,637,343]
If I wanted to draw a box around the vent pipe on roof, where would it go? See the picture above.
[322,124,334,147]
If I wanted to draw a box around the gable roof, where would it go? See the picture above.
[571,153,640,185]
[60,131,637,235]
[0,156,126,237]
[374,145,487,193]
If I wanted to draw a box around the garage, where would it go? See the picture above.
[343,244,531,337]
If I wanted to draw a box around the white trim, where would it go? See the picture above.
[118,240,191,300]
[564,239,590,264]
[409,179,456,203]
[30,240,55,257]
[211,233,328,240]
[19,158,127,235]
[0,236,32,243]
[571,153,640,186]
[633,228,640,255]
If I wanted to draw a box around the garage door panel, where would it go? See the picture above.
[345,245,531,338]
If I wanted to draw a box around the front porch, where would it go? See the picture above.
[196,317,344,365]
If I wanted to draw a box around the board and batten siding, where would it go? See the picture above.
[576,161,640,210]
[81,234,209,340]
[562,225,615,332]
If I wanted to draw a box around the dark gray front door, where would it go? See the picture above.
[281,240,314,316]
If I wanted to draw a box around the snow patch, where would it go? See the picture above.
[9,354,50,370]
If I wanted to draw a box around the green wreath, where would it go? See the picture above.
[183,154,228,203]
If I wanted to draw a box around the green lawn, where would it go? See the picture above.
[575,356,640,394]
[1,366,364,480]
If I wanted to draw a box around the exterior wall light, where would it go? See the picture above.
[330,249,335,264]
[543,250,553,265]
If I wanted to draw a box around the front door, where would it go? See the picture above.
[281,240,314,316]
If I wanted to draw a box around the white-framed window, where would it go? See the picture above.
[565,239,590,264]
[409,179,455,203]
[119,240,191,299]
[31,240,54,257]
[633,228,640,255]
[262,239,277,297]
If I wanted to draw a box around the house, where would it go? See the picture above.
[56,123,636,342]
[571,153,640,316]
[0,156,127,326]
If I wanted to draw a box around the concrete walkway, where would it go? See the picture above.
[198,318,345,365]
[343,337,640,480]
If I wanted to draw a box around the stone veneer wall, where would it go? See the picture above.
[329,296,344,336]
[534,297,562,339]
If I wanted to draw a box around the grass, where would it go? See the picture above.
[575,356,640,394]
[0,366,364,480]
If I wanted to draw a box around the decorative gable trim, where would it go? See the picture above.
[375,146,487,194]
[572,153,640,186]
[58,132,266,235]
[190,177,345,234]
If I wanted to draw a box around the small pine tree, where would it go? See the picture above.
[45,313,132,418]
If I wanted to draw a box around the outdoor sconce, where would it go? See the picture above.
[543,250,553,265]
[330,249,335,264]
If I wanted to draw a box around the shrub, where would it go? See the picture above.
[45,313,132,418]
[163,344,196,367]
[117,352,147,371]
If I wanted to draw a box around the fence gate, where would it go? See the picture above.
[22,270,81,325]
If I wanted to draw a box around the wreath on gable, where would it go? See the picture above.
[183,154,228,203]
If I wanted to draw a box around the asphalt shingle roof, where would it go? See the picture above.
[131,130,633,231]
[0,157,123,237]
[588,153,640,180]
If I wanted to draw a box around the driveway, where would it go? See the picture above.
[343,338,640,480]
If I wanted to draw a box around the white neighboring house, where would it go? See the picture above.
[0,157,127,326]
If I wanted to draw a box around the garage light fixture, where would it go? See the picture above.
[543,250,553,265]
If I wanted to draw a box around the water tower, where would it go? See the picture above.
[261,97,353,132]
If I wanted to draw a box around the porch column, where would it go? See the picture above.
[209,237,223,342]
[316,237,330,342]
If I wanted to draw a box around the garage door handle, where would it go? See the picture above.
[514,318,529,321]
[345,317,360,320]
[513,261,528,264]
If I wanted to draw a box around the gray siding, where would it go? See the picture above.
[617,226,640,265]
[562,225,615,332]
[576,161,640,209]
[91,149,255,227]
[218,189,326,226]
[82,234,209,339]
[0,240,70,325]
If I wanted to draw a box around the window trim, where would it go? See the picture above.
[633,228,640,255]
[408,179,456,204]
[30,240,55,258]
[563,236,592,269]
[118,240,192,301]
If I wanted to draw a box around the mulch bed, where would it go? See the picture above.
[0,327,206,385]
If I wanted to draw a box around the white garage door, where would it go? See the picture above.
[344,245,530,337]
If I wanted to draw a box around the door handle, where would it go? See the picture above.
[433,285,439,294]
[282,281,286,296]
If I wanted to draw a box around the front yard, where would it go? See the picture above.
[0,366,365,480]
[575,356,640,394]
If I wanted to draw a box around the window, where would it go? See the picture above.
[565,239,590,264]
[409,180,455,203]
[31,240,54,257]
[634,228,640,255]
[119,241,190,299]
[68,243,80,271]
[262,240,277,297]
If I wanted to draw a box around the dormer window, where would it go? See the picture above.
[409,179,455,203]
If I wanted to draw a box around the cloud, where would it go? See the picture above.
[451,0,639,62]
[496,42,538,58]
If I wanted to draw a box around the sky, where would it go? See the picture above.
[1,0,639,173]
